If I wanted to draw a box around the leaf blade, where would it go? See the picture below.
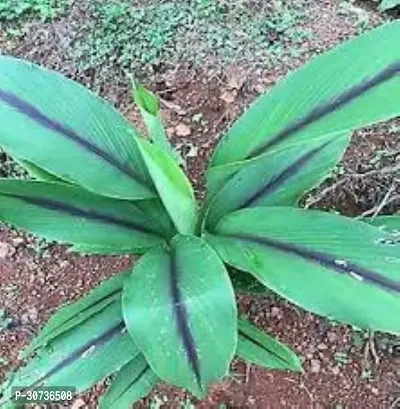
[137,139,197,235]
[0,180,164,253]
[205,207,400,334]
[100,354,159,409]
[210,22,400,167]
[122,235,237,396]
[133,83,181,163]
[205,133,349,227]
[0,56,154,199]
[237,318,302,372]
[0,301,138,407]
[22,272,129,358]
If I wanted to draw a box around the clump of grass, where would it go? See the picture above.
[74,0,309,77]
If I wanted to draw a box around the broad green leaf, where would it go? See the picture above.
[205,207,400,334]
[122,235,237,396]
[135,199,176,240]
[100,354,159,409]
[0,56,155,200]
[205,133,349,227]
[137,139,197,235]
[0,301,138,407]
[367,215,400,235]
[380,0,400,11]
[22,272,128,358]
[133,83,180,163]
[237,318,302,372]
[16,159,66,183]
[0,180,165,254]
[210,22,400,168]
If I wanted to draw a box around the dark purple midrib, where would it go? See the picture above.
[228,233,400,293]
[0,89,148,186]
[3,192,162,237]
[247,63,400,159]
[169,248,202,389]
[240,139,332,209]
[238,330,292,366]
[24,321,126,391]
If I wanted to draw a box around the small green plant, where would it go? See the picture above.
[0,0,68,23]
[0,22,399,408]
[75,0,306,76]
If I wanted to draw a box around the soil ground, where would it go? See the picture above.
[0,0,399,408]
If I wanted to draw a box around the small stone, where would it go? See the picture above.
[71,398,86,409]
[331,366,340,376]
[12,238,25,247]
[310,358,321,373]
[175,123,191,137]
[21,307,38,324]
[307,344,316,354]
[249,303,258,315]
[370,387,379,396]
[0,242,15,259]
[226,66,246,90]
[318,343,328,350]
[327,332,337,343]
[270,306,281,318]
[254,83,266,94]
[220,90,236,104]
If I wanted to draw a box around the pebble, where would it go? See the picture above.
[220,90,237,104]
[12,238,25,247]
[270,306,281,318]
[331,366,340,376]
[327,332,338,343]
[310,358,321,373]
[0,242,15,259]
[175,123,191,137]
[71,398,86,409]
[21,307,38,324]
[370,386,379,396]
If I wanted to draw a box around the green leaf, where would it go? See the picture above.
[237,318,303,372]
[380,0,400,11]
[133,83,181,164]
[16,159,66,183]
[22,272,128,358]
[0,56,155,200]
[367,215,400,235]
[122,235,237,396]
[100,354,159,409]
[133,83,159,116]
[0,180,164,254]
[210,22,400,173]
[134,199,176,240]
[0,301,138,407]
[205,207,400,334]
[137,139,197,235]
[204,134,349,227]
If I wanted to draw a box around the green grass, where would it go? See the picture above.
[74,0,309,77]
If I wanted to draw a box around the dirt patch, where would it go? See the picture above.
[0,0,399,408]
